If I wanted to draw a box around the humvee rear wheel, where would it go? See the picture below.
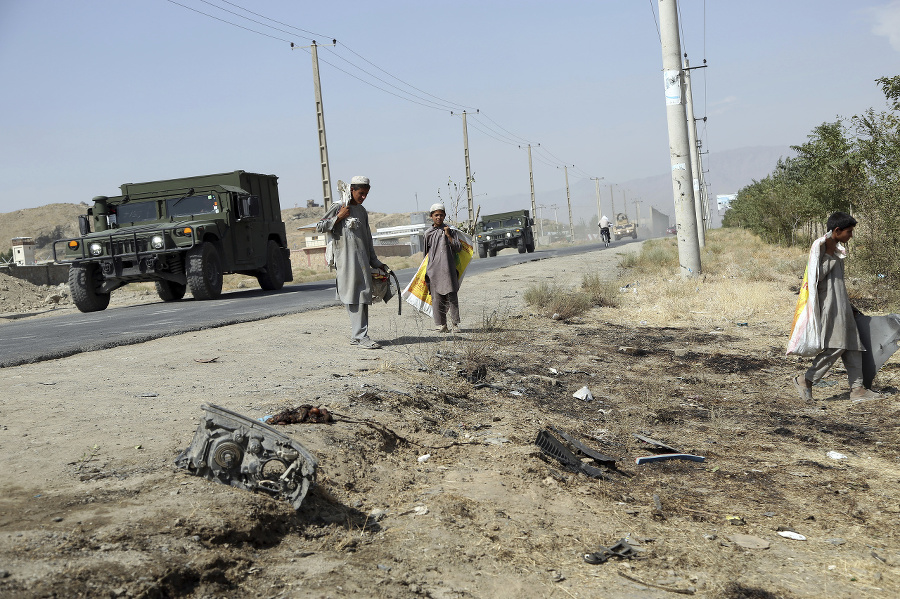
[477,244,487,259]
[526,242,535,253]
[632,231,637,239]
[69,263,110,313]
[257,240,286,291]
[155,280,186,301]
[186,242,223,300]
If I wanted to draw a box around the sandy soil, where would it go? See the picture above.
[1,243,899,599]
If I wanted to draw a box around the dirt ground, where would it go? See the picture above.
[1,242,899,599]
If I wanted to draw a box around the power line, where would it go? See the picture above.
[334,42,477,111]
[212,0,330,39]
[478,112,536,145]
[164,0,294,43]
[649,0,661,42]
[195,0,314,41]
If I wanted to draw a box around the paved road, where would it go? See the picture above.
[0,240,632,367]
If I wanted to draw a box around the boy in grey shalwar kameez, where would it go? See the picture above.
[424,203,461,333]
[316,176,387,349]
[793,212,881,401]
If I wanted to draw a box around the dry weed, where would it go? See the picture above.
[524,281,593,319]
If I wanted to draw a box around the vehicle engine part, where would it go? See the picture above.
[175,404,317,510]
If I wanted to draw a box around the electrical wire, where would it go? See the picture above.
[164,0,294,43]
[212,0,330,38]
[649,0,661,42]
[195,0,313,41]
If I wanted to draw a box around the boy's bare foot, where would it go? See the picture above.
[793,375,813,401]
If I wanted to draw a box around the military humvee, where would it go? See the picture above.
[475,209,536,258]
[54,171,292,312]
[613,212,637,241]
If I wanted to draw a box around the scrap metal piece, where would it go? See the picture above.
[534,430,612,480]
[175,404,318,510]
[635,453,705,465]
[549,426,618,465]
[633,433,681,453]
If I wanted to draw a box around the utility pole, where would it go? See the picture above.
[310,41,334,209]
[564,166,574,242]
[591,177,604,223]
[460,111,475,230]
[527,144,538,245]
[659,0,701,276]
[609,184,615,219]
[633,200,642,233]
[683,56,705,248]
[536,204,546,238]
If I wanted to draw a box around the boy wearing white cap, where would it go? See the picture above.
[316,176,387,349]
[424,203,462,332]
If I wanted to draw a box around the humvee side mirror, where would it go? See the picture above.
[78,215,91,236]
[239,195,261,219]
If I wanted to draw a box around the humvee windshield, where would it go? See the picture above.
[482,218,521,231]
[167,194,220,218]
[115,201,157,223]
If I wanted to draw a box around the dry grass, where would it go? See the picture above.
[614,229,809,328]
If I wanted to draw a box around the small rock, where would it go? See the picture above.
[377,564,391,571]
[729,534,770,550]
[368,509,387,521]
[778,531,806,541]
[826,538,846,546]
[417,454,430,463]
[0,570,8,578]
[826,451,847,460]
[52,517,63,523]
[412,506,428,516]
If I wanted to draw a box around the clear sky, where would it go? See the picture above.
[1,0,898,219]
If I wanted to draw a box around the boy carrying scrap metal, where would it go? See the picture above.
[789,211,881,401]
[424,203,462,333]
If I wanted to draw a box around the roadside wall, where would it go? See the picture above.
[0,264,70,286]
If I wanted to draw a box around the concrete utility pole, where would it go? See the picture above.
[461,111,475,229]
[683,56,705,248]
[310,41,334,209]
[527,144,537,245]
[659,0,701,276]
[609,184,615,219]
[591,177,604,223]
[633,200,642,232]
[564,166,574,242]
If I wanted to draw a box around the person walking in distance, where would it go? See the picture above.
[424,203,462,333]
[316,176,388,349]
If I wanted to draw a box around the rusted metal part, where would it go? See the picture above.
[175,404,317,510]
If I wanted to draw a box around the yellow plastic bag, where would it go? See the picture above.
[402,230,474,316]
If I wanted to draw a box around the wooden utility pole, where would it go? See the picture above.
[659,0,701,276]
[310,41,334,209]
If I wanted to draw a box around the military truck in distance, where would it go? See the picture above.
[54,171,292,312]
[613,212,637,241]
[475,209,536,258]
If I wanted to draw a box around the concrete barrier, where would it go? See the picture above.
[0,263,70,286]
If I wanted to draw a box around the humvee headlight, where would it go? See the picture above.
[506,232,512,238]
[89,243,103,256]
[150,235,164,249]
[68,240,79,250]
[485,235,491,240]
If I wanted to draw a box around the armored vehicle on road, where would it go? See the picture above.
[54,171,292,312]
[475,209,536,258]
[613,212,637,241]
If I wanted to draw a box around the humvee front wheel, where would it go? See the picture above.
[186,242,223,300]
[155,280,186,301]
[69,263,110,313]
[517,239,526,254]
[488,248,497,257]
[257,240,286,291]
[526,241,535,253]
[477,244,487,259]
